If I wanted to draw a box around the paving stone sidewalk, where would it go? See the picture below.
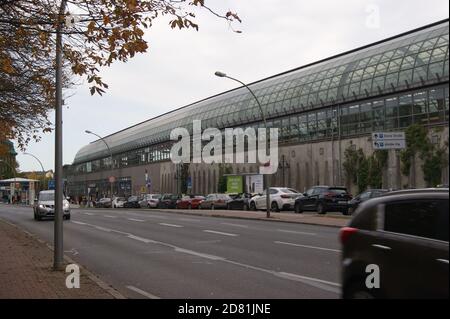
[0,218,121,299]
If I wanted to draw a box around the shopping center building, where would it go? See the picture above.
[67,19,449,199]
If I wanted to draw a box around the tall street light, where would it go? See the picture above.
[85,130,114,202]
[23,152,46,204]
[53,0,68,271]
[214,71,272,218]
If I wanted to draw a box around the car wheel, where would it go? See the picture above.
[317,202,326,214]
[294,203,303,214]
[250,202,257,211]
[271,202,280,212]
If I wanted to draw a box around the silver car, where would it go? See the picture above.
[33,190,70,221]
[139,194,161,208]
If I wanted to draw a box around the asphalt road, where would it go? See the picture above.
[0,204,342,299]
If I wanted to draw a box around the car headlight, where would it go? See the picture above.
[63,202,69,209]
[39,204,44,208]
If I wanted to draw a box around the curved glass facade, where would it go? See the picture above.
[73,20,449,169]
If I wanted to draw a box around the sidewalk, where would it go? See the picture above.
[0,218,122,299]
[148,208,350,227]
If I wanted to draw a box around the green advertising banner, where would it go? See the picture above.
[227,176,243,194]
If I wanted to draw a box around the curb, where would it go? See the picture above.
[0,217,126,299]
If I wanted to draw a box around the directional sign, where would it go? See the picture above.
[48,179,55,190]
[372,132,406,150]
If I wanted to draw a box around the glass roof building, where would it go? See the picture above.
[69,20,449,196]
[74,20,448,166]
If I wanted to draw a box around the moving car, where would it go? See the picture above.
[226,193,254,211]
[123,196,141,208]
[176,195,205,209]
[112,197,126,208]
[94,197,112,208]
[157,194,180,209]
[139,194,161,208]
[249,188,301,212]
[199,194,232,210]
[33,190,71,221]
[294,186,352,215]
[341,188,449,299]
[348,189,388,214]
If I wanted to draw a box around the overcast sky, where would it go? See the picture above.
[14,0,449,172]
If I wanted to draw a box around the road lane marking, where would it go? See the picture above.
[159,223,183,228]
[103,215,117,218]
[126,286,160,299]
[83,212,94,216]
[174,248,224,261]
[95,226,112,232]
[178,218,201,222]
[274,241,340,253]
[203,230,238,237]
[66,219,338,294]
[71,221,87,225]
[276,229,317,236]
[128,218,145,222]
[127,235,155,244]
[275,272,340,294]
[221,223,249,228]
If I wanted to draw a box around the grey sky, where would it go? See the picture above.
[15,0,449,172]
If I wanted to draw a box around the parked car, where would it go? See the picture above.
[294,186,352,215]
[112,197,126,208]
[176,195,205,209]
[94,197,112,208]
[226,193,255,211]
[157,194,180,209]
[249,187,301,212]
[199,194,232,210]
[341,188,449,299]
[33,190,70,221]
[139,194,161,208]
[123,196,141,208]
[348,189,389,214]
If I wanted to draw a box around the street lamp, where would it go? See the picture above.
[0,159,16,204]
[85,130,114,202]
[23,152,46,204]
[215,71,272,218]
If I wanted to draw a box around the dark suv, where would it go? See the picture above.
[157,194,180,209]
[294,186,352,215]
[341,188,449,299]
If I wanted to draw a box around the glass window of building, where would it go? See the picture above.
[429,88,445,124]
[399,94,413,128]
[413,91,428,125]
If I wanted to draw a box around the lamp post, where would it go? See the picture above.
[214,71,272,218]
[23,152,46,204]
[85,130,114,202]
[0,159,16,204]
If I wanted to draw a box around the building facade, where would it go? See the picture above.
[67,20,449,198]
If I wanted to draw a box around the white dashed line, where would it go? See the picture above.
[276,229,317,236]
[95,226,112,232]
[274,241,340,253]
[221,223,249,228]
[71,221,87,225]
[126,286,160,299]
[127,218,145,222]
[203,230,238,237]
[103,215,117,218]
[159,223,183,228]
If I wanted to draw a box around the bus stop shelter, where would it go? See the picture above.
[0,178,39,205]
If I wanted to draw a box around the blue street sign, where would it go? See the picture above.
[48,179,55,190]
[187,176,192,189]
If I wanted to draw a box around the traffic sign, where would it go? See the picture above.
[372,132,406,150]
[48,179,55,190]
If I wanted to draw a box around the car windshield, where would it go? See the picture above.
[329,188,348,194]
[153,194,161,199]
[280,188,299,194]
[128,196,137,201]
[39,192,54,201]
[117,197,126,201]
